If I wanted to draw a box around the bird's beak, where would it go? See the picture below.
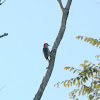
[48,44,50,46]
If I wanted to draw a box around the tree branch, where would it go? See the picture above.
[33,0,72,100]
[57,0,64,13]
[65,0,72,10]
[0,0,6,5]
[0,33,8,38]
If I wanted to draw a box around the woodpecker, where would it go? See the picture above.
[43,43,50,62]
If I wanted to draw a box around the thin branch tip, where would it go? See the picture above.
[0,0,6,5]
[0,33,8,38]
[57,0,64,12]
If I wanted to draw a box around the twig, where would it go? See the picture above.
[57,0,64,13]
[0,85,6,91]
[0,0,6,5]
[96,2,100,5]
[0,33,8,38]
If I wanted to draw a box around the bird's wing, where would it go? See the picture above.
[43,48,48,59]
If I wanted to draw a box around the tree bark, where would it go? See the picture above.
[33,0,72,100]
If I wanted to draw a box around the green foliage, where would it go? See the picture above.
[55,36,100,99]
[69,89,79,99]
[55,61,100,99]
[76,36,100,48]
[64,67,81,73]
[89,94,94,100]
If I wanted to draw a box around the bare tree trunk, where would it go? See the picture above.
[33,0,72,100]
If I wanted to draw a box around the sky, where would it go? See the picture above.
[0,0,100,100]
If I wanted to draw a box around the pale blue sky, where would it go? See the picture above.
[0,0,100,100]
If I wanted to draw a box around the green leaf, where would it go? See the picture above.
[84,37,88,41]
[73,79,76,85]
[86,38,90,42]
[82,91,84,95]
[64,81,67,88]
[67,84,69,88]
[71,82,72,86]
[98,63,100,65]
[87,63,91,66]
[89,38,93,43]
[75,89,78,93]
[81,85,83,91]
[76,36,81,39]
[79,90,81,96]
[64,67,70,70]
[92,40,96,46]
[67,80,70,84]
[88,73,91,78]
[93,67,98,73]
[70,67,74,71]
[84,60,88,64]
[85,76,88,81]
[82,78,86,83]
[96,42,100,47]
[78,83,80,88]
[81,36,83,40]
[80,64,86,67]
[73,70,77,73]
[73,95,76,99]
[89,94,93,100]
[77,77,80,83]
[96,85,100,88]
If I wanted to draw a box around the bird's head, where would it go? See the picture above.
[43,43,50,48]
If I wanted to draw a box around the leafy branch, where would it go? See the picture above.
[76,36,100,48]
[55,60,100,99]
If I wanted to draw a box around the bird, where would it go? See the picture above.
[43,43,50,62]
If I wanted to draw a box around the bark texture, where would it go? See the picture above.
[33,0,72,100]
